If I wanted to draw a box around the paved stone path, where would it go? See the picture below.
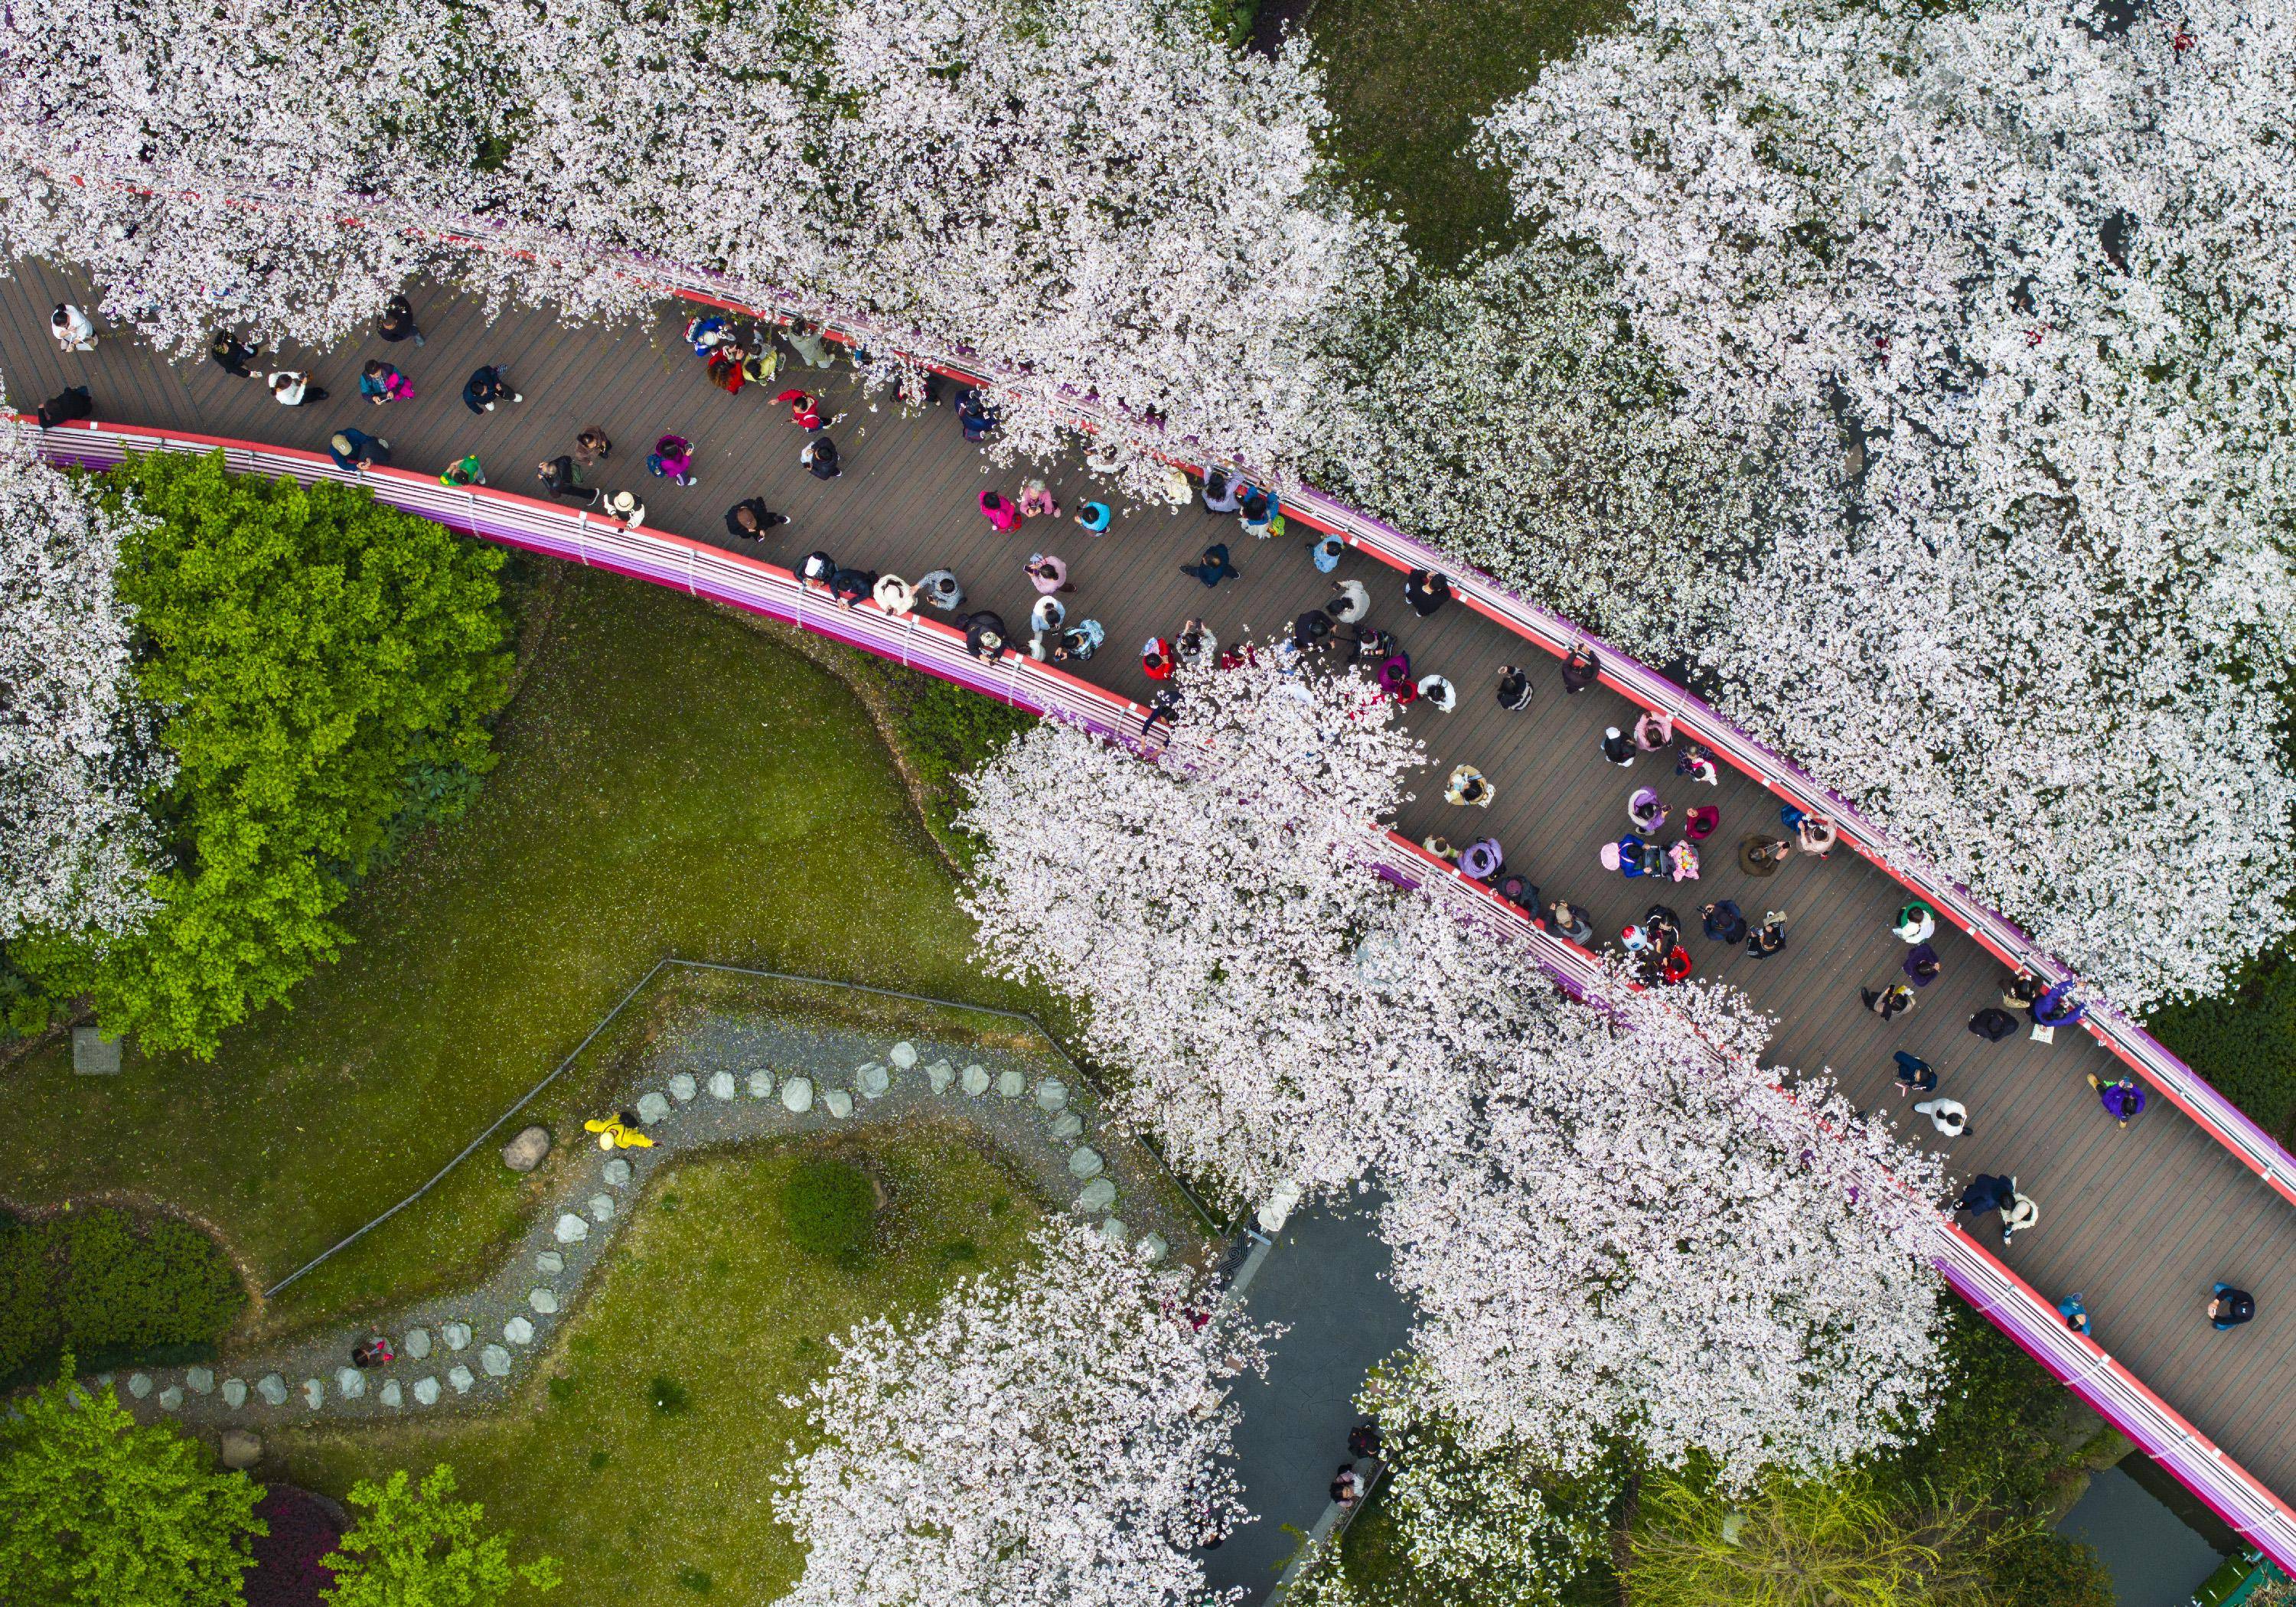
[101,1013,1201,1431]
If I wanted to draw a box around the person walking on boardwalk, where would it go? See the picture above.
[1968,1006,2019,1041]
[1602,727,1636,767]
[962,611,1009,660]
[360,359,413,406]
[1893,901,1937,944]
[1202,468,1242,514]
[2033,980,2086,1030]
[209,330,262,379]
[1701,901,1748,944]
[50,303,96,352]
[1561,644,1600,693]
[327,428,389,469]
[2088,1073,2146,1126]
[799,551,837,593]
[783,316,836,369]
[1446,766,1494,808]
[536,456,599,507]
[801,436,842,480]
[2058,1292,2090,1335]
[377,292,424,345]
[1404,567,1450,616]
[1025,553,1070,593]
[1904,943,1942,987]
[2000,1189,2038,1245]
[1495,663,1533,711]
[1956,1173,2015,1214]
[1746,910,1788,957]
[1632,709,1673,751]
[1892,1050,1936,1098]
[438,454,484,487]
[461,363,523,413]
[1076,500,1113,536]
[2209,1283,2256,1330]
[1863,983,1916,1020]
[1914,1096,1968,1136]
[1739,833,1792,875]
[1547,900,1595,945]
[267,370,326,406]
[726,498,790,542]
[1628,787,1668,836]
[575,426,613,467]
[1180,543,1239,588]
[773,387,826,430]
[648,433,698,487]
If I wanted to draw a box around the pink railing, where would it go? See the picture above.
[30,386,2296,1563]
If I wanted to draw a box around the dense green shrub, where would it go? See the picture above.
[0,1207,245,1388]
[1985,1531,2115,1607]
[865,665,1034,851]
[2148,948,2296,1139]
[15,450,510,1058]
[779,1157,877,1264]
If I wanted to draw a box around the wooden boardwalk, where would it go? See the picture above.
[10,259,2296,1497]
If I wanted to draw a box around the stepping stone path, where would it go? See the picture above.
[97,1014,1190,1437]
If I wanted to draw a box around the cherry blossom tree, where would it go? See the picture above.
[1475,0,2296,1008]
[957,656,1548,1211]
[772,1223,1267,1607]
[0,0,1395,500]
[0,407,168,940]
[1380,967,1946,1487]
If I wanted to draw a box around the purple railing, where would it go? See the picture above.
[30,384,2296,1565]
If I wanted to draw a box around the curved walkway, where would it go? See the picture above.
[107,1015,1190,1428]
[8,263,2296,1552]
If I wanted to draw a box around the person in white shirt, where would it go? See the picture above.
[50,303,96,352]
[267,370,327,406]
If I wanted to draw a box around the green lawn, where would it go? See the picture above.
[270,1127,1047,1606]
[1306,0,1622,269]
[6,562,1049,1332]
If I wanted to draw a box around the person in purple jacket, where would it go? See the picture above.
[2088,1073,2146,1127]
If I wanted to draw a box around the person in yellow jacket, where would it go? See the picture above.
[584,1113,655,1151]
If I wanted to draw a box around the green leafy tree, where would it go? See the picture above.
[321,1463,560,1607]
[19,450,509,1055]
[0,1356,265,1607]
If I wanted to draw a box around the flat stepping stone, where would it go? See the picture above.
[961,1064,991,1097]
[413,1376,441,1406]
[889,1041,918,1070]
[747,1071,774,1098]
[442,1322,473,1351]
[1138,1232,1169,1263]
[854,1062,889,1100]
[1035,1079,1068,1113]
[1068,1146,1105,1180]
[536,1251,566,1274]
[504,1317,535,1345]
[602,1158,631,1187]
[127,1373,152,1400]
[185,1367,215,1396]
[448,1365,475,1394]
[335,1367,366,1400]
[637,1091,671,1123]
[379,1380,403,1409]
[1100,1218,1130,1247]
[481,1345,512,1378]
[823,1088,853,1119]
[158,1385,183,1410]
[530,1288,559,1315]
[1075,1178,1117,1213]
[403,1328,432,1361]
[708,1071,736,1100]
[554,1213,589,1244]
[302,1379,325,1409]
[256,1375,289,1407]
[669,1072,698,1102]
[781,1076,814,1113]
[588,1193,615,1223]
[925,1059,954,1094]
[222,1378,247,1409]
[996,1069,1026,1098]
[1049,1111,1084,1141]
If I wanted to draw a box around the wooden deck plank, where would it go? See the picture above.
[10,268,2296,1497]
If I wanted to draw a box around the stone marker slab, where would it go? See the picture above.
[448,1365,475,1393]
[158,1385,183,1410]
[530,1287,559,1315]
[747,1070,774,1098]
[481,1345,512,1378]
[854,1062,890,1099]
[925,1059,954,1094]
[1075,1178,1117,1213]
[220,1428,261,1469]
[1138,1232,1169,1263]
[781,1075,814,1113]
[185,1367,215,1396]
[1035,1079,1068,1113]
[413,1376,441,1406]
[637,1091,672,1124]
[1068,1146,1105,1180]
[442,1322,472,1351]
[1099,1217,1130,1247]
[823,1088,854,1119]
[996,1069,1027,1098]
[71,1025,122,1075]
[256,1374,289,1407]
[1049,1112,1084,1141]
[404,1328,432,1361]
[127,1372,152,1400]
[504,1317,535,1345]
[602,1158,631,1187]
[379,1380,403,1409]
[500,1124,551,1172]
[554,1213,589,1244]
[588,1193,615,1223]
[889,1040,918,1069]
[536,1250,565,1274]
[334,1367,365,1400]
[708,1070,736,1100]
[302,1379,325,1410]
[961,1064,991,1097]
[221,1378,248,1409]
[668,1072,698,1103]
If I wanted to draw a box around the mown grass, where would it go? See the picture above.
[269,1127,1046,1607]
[1305,0,1623,269]
[2,562,1054,1333]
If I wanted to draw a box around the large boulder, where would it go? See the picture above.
[219,1429,263,1470]
[500,1125,551,1173]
